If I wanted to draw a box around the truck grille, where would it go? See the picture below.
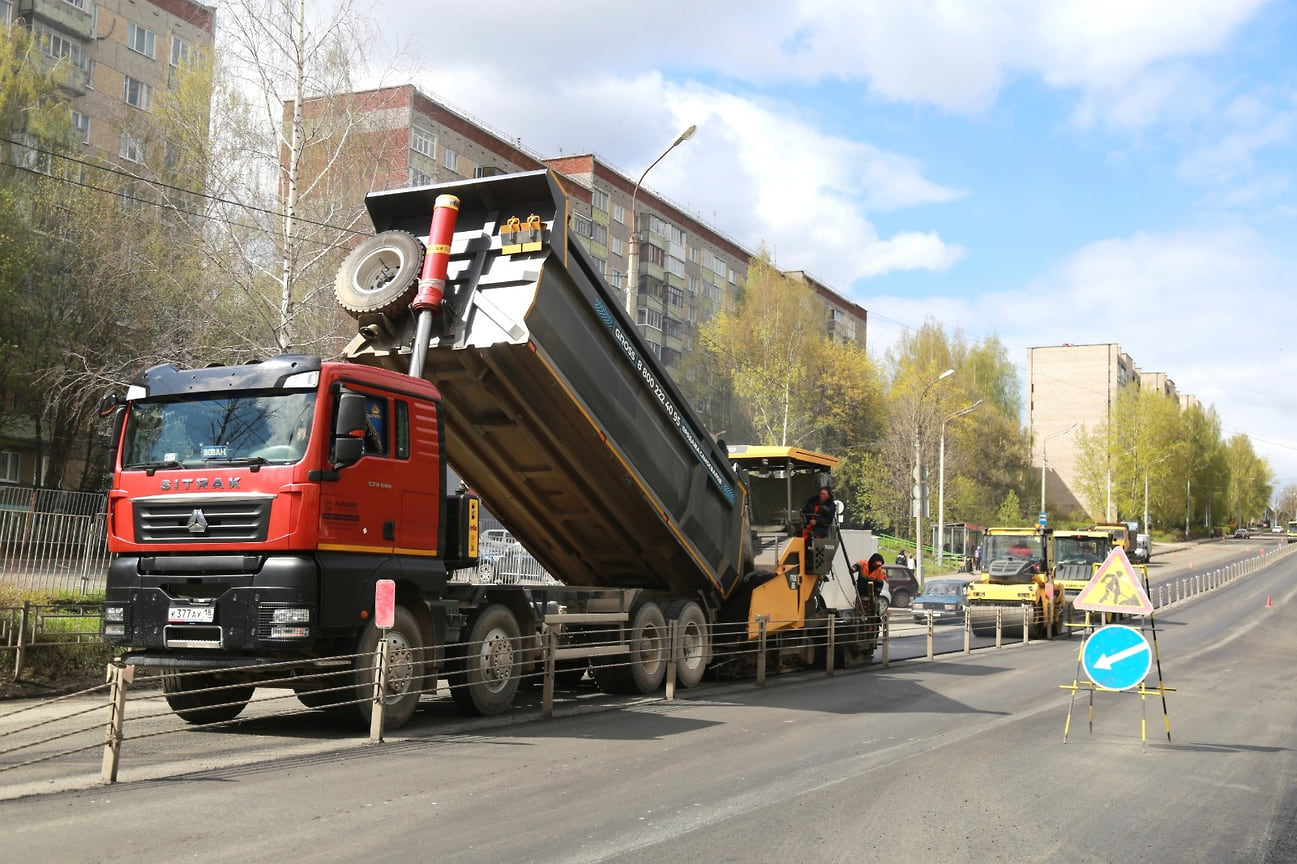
[134,497,272,544]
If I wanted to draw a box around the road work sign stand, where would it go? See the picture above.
[1060,548,1173,749]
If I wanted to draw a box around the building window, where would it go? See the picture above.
[590,222,607,245]
[119,133,144,163]
[127,22,157,59]
[637,308,663,331]
[170,37,194,67]
[474,165,504,178]
[592,256,606,276]
[0,451,20,483]
[35,24,87,68]
[409,167,432,186]
[649,215,669,237]
[591,188,609,212]
[688,246,698,264]
[442,147,458,172]
[667,256,685,277]
[609,269,624,288]
[610,236,624,256]
[645,244,665,267]
[61,0,85,8]
[688,275,698,295]
[668,286,684,308]
[612,203,625,224]
[71,111,89,144]
[1,0,11,23]
[573,213,593,238]
[670,226,686,246]
[123,76,151,110]
[411,127,435,158]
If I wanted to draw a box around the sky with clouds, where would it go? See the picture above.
[368,0,1297,487]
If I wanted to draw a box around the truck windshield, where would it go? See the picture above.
[1055,537,1105,565]
[122,391,317,469]
[982,534,1043,566]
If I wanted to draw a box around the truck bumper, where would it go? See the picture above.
[102,554,321,654]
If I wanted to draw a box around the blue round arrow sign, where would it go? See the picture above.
[1081,624,1152,691]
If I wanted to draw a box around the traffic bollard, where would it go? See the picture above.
[756,618,768,687]
[100,662,131,784]
[369,637,390,744]
[995,607,1003,649]
[926,610,934,660]
[826,616,836,677]
[542,627,558,716]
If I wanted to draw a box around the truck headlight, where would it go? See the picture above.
[270,607,311,624]
[104,624,126,637]
[104,606,125,623]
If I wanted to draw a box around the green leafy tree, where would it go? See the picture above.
[995,489,1023,525]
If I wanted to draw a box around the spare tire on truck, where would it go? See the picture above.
[335,230,425,318]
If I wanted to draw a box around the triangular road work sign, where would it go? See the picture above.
[1073,547,1154,615]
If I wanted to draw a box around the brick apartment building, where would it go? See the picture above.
[303,84,868,370]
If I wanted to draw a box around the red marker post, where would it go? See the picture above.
[374,578,396,630]
[370,578,396,743]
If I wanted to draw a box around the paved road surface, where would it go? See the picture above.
[1,540,1293,862]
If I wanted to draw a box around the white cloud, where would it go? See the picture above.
[861,226,1297,484]
[382,0,1271,119]
[399,67,965,284]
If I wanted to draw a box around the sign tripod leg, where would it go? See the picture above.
[1141,569,1172,742]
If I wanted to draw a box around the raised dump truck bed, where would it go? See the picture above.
[342,170,749,599]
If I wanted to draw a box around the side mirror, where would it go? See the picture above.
[333,436,363,468]
[332,392,367,469]
[98,391,122,418]
[336,392,366,437]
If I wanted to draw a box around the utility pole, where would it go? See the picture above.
[914,368,954,584]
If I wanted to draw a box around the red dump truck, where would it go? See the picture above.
[100,170,878,728]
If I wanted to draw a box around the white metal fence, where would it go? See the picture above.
[0,487,109,594]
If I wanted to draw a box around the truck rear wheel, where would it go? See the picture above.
[450,604,521,716]
[665,600,710,688]
[335,230,425,318]
[352,605,426,730]
[162,672,254,725]
[594,601,667,694]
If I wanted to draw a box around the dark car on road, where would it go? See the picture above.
[911,578,970,623]
[882,564,920,608]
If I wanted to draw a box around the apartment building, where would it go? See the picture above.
[309,84,868,368]
[13,0,215,168]
[1027,343,1191,520]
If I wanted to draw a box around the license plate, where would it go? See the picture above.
[168,606,215,623]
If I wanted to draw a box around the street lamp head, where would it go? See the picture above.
[938,368,955,381]
[674,124,697,146]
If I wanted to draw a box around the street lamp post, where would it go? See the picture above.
[1040,423,1078,518]
[624,124,697,318]
[937,399,982,571]
[914,368,955,585]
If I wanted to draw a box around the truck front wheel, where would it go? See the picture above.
[162,672,254,725]
[353,605,426,730]
[450,604,521,716]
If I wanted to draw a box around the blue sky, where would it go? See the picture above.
[381,0,1297,486]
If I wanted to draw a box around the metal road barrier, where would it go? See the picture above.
[4,544,1294,790]
[2,602,106,680]
[0,487,109,594]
